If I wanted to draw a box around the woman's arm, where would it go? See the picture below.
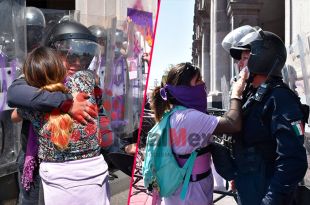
[213,99,242,134]
[213,69,247,135]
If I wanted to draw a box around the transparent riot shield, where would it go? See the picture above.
[285,33,310,188]
[284,35,310,107]
[99,4,155,141]
[124,8,154,137]
[0,0,26,177]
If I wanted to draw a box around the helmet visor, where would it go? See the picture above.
[221,25,256,52]
[237,30,263,47]
[54,39,101,74]
[229,28,264,60]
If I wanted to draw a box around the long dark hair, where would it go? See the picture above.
[23,46,68,93]
[23,46,73,150]
[151,62,201,121]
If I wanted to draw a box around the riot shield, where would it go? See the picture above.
[0,0,26,177]
[99,6,154,140]
[285,33,310,188]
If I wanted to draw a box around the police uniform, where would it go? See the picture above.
[233,80,308,205]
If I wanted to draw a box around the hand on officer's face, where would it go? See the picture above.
[239,66,249,80]
[231,68,248,99]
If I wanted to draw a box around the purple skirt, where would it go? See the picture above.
[39,155,110,205]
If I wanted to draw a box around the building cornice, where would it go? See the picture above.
[227,1,263,17]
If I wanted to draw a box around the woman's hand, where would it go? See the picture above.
[124,143,137,155]
[11,108,22,123]
[231,68,248,100]
[69,92,98,125]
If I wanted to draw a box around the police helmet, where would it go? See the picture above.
[88,25,107,50]
[115,29,126,47]
[44,21,101,72]
[222,25,255,58]
[235,28,287,77]
[239,28,287,77]
[25,7,46,52]
[88,25,107,39]
[25,7,46,27]
[44,21,97,47]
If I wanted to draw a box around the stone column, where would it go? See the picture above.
[209,0,230,108]
[285,0,292,47]
[198,4,210,93]
[197,39,202,69]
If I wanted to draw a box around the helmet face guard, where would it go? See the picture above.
[222,25,256,59]
[228,27,263,60]
[27,25,45,51]
[54,39,101,74]
[226,26,287,78]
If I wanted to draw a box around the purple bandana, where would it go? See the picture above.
[21,125,38,191]
[160,83,207,113]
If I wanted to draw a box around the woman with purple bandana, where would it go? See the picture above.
[151,62,247,205]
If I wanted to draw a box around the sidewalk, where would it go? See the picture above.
[129,183,238,205]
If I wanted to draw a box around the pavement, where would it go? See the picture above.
[0,171,238,205]
[213,193,238,205]
[110,170,131,205]
[111,189,131,205]
[128,178,238,205]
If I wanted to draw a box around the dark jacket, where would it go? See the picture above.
[234,80,308,205]
[7,77,72,112]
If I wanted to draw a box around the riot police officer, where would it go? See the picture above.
[25,7,46,52]
[88,25,107,89]
[223,26,308,205]
[88,25,107,54]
